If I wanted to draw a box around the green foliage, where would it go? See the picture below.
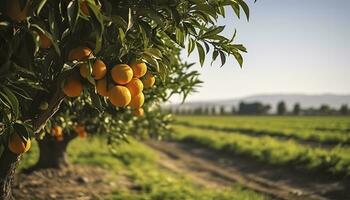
[0,0,250,146]
[172,116,350,176]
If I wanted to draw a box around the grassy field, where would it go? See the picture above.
[176,116,350,144]
[174,116,350,176]
[19,137,267,200]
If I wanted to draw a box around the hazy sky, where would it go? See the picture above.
[171,0,350,103]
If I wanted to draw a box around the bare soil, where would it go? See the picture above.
[12,165,130,200]
[146,140,350,200]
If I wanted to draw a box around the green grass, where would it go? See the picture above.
[175,116,350,144]
[19,137,267,200]
[172,125,350,176]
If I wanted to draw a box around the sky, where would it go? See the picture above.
[170,0,350,103]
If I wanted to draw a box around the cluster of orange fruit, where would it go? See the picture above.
[63,46,155,116]
[52,124,88,141]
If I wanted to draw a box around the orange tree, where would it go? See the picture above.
[0,0,249,198]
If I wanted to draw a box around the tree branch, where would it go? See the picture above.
[32,87,66,134]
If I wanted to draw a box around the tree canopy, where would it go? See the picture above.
[0,0,249,152]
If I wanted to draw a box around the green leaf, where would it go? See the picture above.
[1,87,19,120]
[231,1,240,19]
[89,88,104,113]
[211,50,219,65]
[188,38,195,56]
[142,54,159,72]
[196,42,205,66]
[67,0,79,31]
[236,0,250,21]
[34,0,48,15]
[201,26,225,39]
[88,3,104,53]
[233,51,243,67]
[126,8,133,32]
[219,51,226,67]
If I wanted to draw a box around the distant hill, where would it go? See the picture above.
[168,94,350,112]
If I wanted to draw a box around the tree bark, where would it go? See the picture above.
[0,148,20,200]
[23,133,77,173]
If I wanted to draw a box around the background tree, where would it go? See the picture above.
[319,104,331,115]
[220,106,225,115]
[277,101,287,115]
[204,106,209,115]
[211,106,216,115]
[293,103,301,115]
[238,102,270,115]
[0,0,251,198]
[339,104,348,115]
[231,105,237,115]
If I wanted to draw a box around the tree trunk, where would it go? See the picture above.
[23,133,76,173]
[0,148,20,200]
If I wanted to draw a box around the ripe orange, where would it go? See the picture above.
[125,78,143,97]
[108,85,131,107]
[142,72,155,88]
[73,125,87,138]
[92,59,107,80]
[8,132,31,154]
[129,92,144,109]
[130,61,147,78]
[132,108,144,116]
[96,77,108,97]
[111,64,133,85]
[52,125,63,137]
[79,64,90,78]
[68,46,92,61]
[6,0,28,22]
[63,76,84,97]
[38,32,52,49]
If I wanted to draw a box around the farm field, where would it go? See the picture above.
[15,137,266,200]
[174,116,350,175]
[168,116,350,199]
[176,116,350,145]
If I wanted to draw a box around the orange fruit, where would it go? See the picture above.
[38,32,52,49]
[108,85,131,107]
[8,132,31,154]
[73,125,87,138]
[129,92,144,109]
[6,0,28,22]
[132,108,144,116]
[92,59,107,80]
[68,46,92,61]
[96,77,108,97]
[125,78,143,97]
[52,125,63,137]
[141,72,155,88]
[111,64,133,85]
[56,135,64,141]
[63,76,83,97]
[130,61,147,78]
[79,64,90,78]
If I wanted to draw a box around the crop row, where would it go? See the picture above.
[175,116,350,145]
[172,125,350,176]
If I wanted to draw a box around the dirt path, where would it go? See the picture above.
[146,140,350,200]
[12,165,131,200]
